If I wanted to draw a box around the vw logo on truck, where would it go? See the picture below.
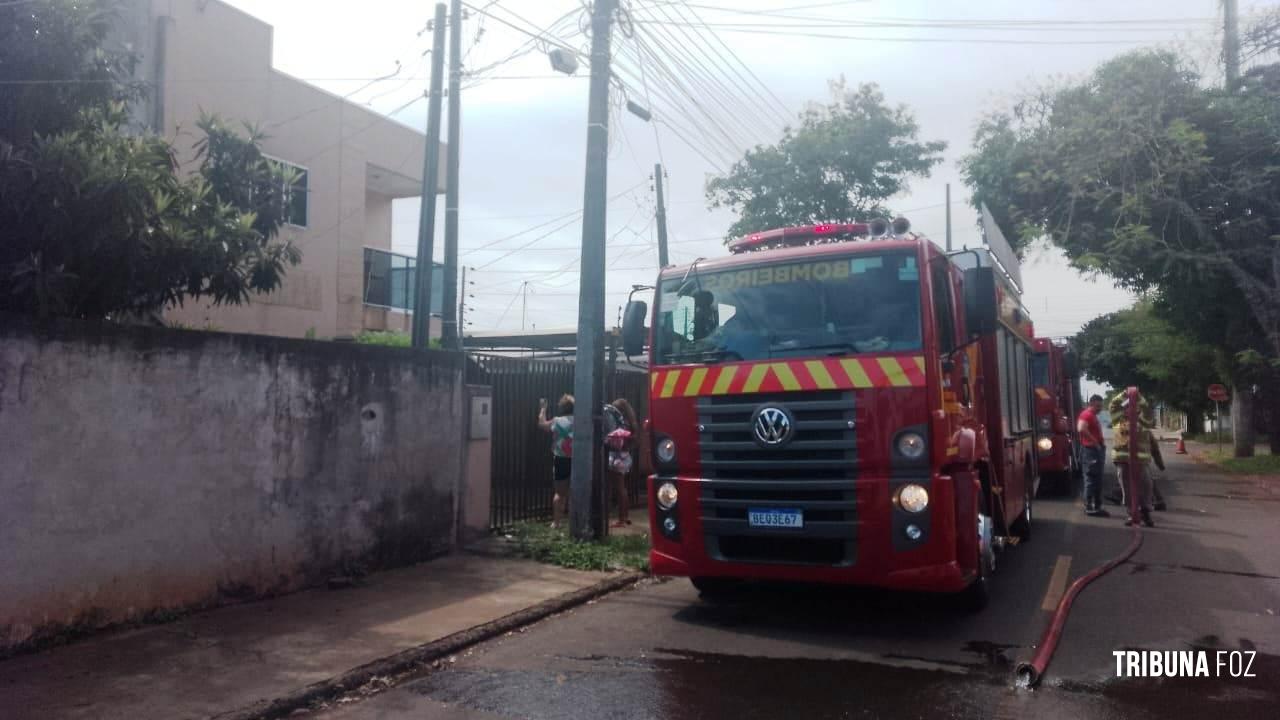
[752,406,794,446]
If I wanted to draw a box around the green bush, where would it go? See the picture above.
[1200,448,1279,475]
[355,331,441,349]
[505,522,650,572]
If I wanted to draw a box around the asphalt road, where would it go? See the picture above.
[314,448,1280,720]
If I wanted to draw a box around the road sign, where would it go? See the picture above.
[1208,384,1229,403]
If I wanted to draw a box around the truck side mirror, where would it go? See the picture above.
[622,300,648,357]
[963,267,997,337]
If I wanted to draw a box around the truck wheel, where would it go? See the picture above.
[1011,468,1033,542]
[691,577,740,599]
[958,566,990,612]
[957,497,994,613]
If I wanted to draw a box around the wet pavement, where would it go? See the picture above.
[313,447,1280,720]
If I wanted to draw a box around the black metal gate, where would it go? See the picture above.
[467,354,649,528]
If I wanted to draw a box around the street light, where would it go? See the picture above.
[548,47,579,75]
[625,100,651,122]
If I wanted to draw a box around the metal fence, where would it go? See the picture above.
[467,354,650,528]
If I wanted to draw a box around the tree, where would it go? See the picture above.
[1240,7,1280,67]
[1074,302,1219,433]
[958,114,1027,254]
[706,80,946,240]
[962,49,1280,455]
[963,50,1280,360]
[0,0,138,142]
[0,0,299,320]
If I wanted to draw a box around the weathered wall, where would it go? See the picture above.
[0,315,465,652]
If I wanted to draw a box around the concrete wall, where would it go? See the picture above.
[0,315,466,652]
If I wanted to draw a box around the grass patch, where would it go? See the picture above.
[1182,431,1227,444]
[354,331,442,349]
[505,522,650,573]
[1198,447,1280,475]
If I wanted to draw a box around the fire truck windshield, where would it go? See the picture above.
[655,252,922,365]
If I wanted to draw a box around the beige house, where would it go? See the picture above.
[118,0,444,339]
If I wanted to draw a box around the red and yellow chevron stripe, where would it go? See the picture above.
[651,356,926,399]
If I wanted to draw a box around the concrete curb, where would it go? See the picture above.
[212,570,647,720]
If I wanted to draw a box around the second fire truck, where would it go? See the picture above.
[1032,338,1083,495]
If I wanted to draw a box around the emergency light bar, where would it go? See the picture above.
[728,217,912,254]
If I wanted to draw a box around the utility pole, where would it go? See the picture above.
[945,183,952,252]
[412,3,447,349]
[569,0,616,541]
[1224,0,1241,90]
[442,0,463,350]
[521,281,529,332]
[457,265,468,349]
[654,163,670,267]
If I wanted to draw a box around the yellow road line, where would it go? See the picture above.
[1041,555,1073,611]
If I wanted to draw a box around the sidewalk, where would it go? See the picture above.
[0,552,632,720]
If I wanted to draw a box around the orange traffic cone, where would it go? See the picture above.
[1175,438,1187,454]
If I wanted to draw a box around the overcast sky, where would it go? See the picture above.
[224,0,1260,347]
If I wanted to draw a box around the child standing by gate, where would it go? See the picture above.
[604,399,640,528]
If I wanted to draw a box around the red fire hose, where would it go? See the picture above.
[1015,386,1145,689]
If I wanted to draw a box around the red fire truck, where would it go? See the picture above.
[621,218,1039,609]
[1031,338,1082,495]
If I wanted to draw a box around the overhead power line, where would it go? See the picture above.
[641,2,1213,28]
[653,1,793,128]
[460,179,649,258]
[613,39,743,168]
[629,22,1198,46]
[631,1,783,142]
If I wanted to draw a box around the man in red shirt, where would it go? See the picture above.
[1078,394,1108,516]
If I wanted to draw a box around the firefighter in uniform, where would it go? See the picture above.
[1108,389,1159,527]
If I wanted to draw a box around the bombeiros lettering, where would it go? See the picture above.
[701,260,847,292]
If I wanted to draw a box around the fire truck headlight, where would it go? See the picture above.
[656,437,677,464]
[895,432,926,460]
[895,484,929,513]
[1038,416,1052,432]
[657,482,679,510]
[1037,436,1054,453]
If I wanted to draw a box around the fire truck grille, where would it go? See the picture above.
[697,391,857,567]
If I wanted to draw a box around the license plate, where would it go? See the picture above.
[748,508,803,529]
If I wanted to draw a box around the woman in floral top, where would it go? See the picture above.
[538,394,574,527]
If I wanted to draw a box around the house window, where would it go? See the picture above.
[362,249,443,313]
[266,158,309,228]
[364,249,414,311]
